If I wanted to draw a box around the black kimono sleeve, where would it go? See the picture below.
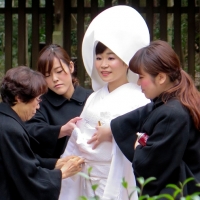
[26,109,61,156]
[0,118,62,200]
[35,154,57,169]
[111,102,154,162]
[132,106,190,195]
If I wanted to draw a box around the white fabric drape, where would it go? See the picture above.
[59,5,150,200]
[59,84,150,200]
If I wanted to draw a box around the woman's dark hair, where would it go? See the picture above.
[37,44,79,86]
[95,42,108,55]
[0,66,48,106]
[129,40,200,129]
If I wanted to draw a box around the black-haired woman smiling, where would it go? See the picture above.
[0,66,84,200]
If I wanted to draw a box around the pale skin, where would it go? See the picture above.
[12,96,41,121]
[45,58,75,99]
[56,156,84,179]
[12,95,84,179]
[86,47,130,148]
[45,57,81,138]
[88,69,175,149]
[95,47,129,92]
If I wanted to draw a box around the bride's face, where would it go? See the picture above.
[95,48,128,92]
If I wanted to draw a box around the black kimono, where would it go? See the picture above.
[26,86,92,158]
[111,97,200,197]
[0,103,61,200]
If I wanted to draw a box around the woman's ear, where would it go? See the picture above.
[157,72,167,85]
[15,96,21,104]
[69,61,74,73]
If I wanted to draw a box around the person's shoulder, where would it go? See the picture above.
[167,99,187,112]
[160,99,189,119]
[0,114,24,137]
[0,113,15,126]
[76,85,93,96]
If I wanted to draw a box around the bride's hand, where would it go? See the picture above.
[87,126,112,149]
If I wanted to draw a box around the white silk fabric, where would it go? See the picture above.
[59,5,150,200]
[59,84,150,200]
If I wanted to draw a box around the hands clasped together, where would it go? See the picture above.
[55,155,84,179]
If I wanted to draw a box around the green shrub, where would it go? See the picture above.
[78,168,200,200]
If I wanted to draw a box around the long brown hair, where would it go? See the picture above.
[37,44,79,86]
[129,40,200,129]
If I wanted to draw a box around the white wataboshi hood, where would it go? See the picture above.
[82,5,150,91]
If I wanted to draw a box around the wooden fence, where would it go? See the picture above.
[0,0,199,88]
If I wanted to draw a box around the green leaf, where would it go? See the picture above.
[121,177,128,189]
[89,197,99,200]
[77,172,90,180]
[139,194,150,200]
[137,177,145,185]
[183,177,195,188]
[184,196,192,200]
[173,189,181,198]
[135,187,141,195]
[88,167,93,174]
[166,183,181,191]
[129,190,137,199]
[148,196,165,200]
[155,194,174,200]
[179,181,183,188]
[91,184,98,191]
[190,192,200,197]
[79,196,88,200]
[191,196,200,200]
[143,177,157,187]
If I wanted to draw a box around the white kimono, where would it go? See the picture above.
[59,83,150,200]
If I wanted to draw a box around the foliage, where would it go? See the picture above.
[69,0,200,88]
[78,167,99,200]
[0,0,46,73]
[78,169,200,200]
[0,0,199,87]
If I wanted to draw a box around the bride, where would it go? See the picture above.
[59,5,150,200]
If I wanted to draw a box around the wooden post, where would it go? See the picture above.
[18,0,26,66]
[31,0,39,69]
[53,0,64,46]
[5,0,12,72]
[77,0,85,86]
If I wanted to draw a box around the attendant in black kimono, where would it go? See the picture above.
[26,44,92,158]
[0,66,84,200]
[88,40,200,198]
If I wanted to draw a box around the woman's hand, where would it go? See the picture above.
[87,126,112,149]
[59,117,82,138]
[60,156,84,179]
[55,155,77,169]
